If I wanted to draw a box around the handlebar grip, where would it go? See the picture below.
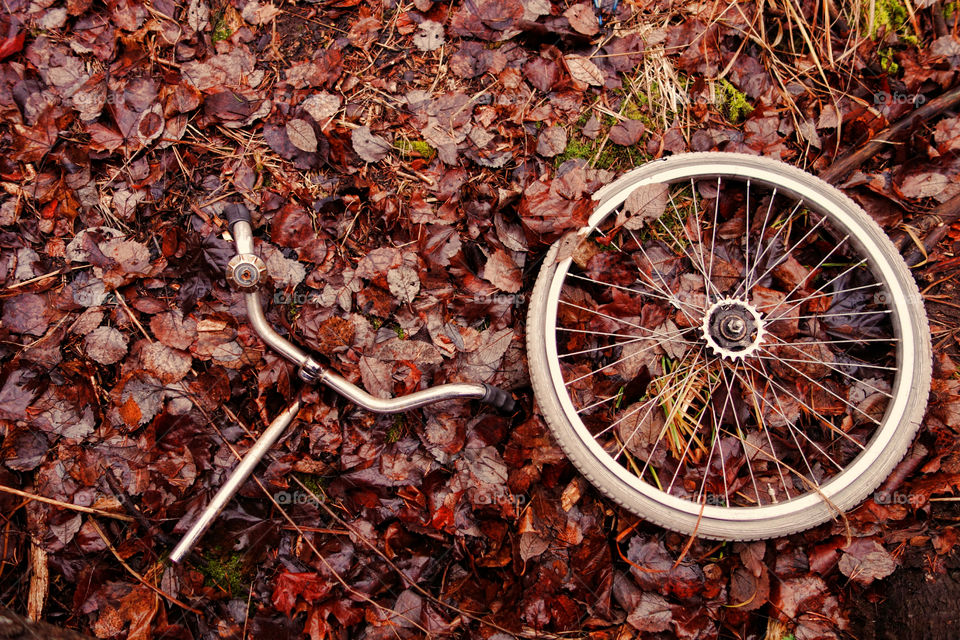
[223,202,251,231]
[481,384,516,413]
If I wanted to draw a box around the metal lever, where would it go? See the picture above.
[169,397,302,563]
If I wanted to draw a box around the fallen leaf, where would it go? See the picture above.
[838,538,896,585]
[301,92,341,121]
[563,3,599,36]
[241,0,280,24]
[272,571,333,616]
[626,592,673,632]
[565,55,604,86]
[386,265,420,303]
[622,182,668,229]
[286,118,318,153]
[141,342,193,383]
[582,114,601,139]
[2,293,48,336]
[524,57,560,92]
[536,125,567,157]
[900,171,950,199]
[84,326,129,365]
[187,0,210,32]
[483,248,522,292]
[413,20,445,52]
[352,125,391,163]
[609,119,644,145]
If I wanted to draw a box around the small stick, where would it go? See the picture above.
[0,484,134,522]
[88,519,202,615]
[820,85,960,185]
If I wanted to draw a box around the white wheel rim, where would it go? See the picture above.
[541,158,917,523]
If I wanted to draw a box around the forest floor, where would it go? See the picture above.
[1,0,960,638]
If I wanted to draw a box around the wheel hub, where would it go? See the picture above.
[702,298,766,359]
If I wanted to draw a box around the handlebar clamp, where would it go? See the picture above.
[226,254,267,290]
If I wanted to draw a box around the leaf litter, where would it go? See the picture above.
[0,0,959,638]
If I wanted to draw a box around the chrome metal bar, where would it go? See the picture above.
[245,291,314,369]
[169,398,302,563]
[232,219,255,255]
[319,370,487,413]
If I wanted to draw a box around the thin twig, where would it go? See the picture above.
[821,84,960,184]
[0,484,135,522]
[88,519,202,615]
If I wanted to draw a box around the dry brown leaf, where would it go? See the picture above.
[301,92,341,121]
[141,342,193,383]
[483,248,522,293]
[565,55,604,86]
[286,118,318,153]
[413,20,444,51]
[387,265,420,303]
[84,326,128,365]
[352,125,391,163]
[563,3,599,36]
[536,125,567,158]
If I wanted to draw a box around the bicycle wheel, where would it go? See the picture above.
[527,153,931,540]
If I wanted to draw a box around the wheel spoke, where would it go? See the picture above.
[566,272,702,314]
[577,392,624,415]
[744,187,778,296]
[563,337,678,387]
[744,214,828,300]
[766,282,883,320]
[748,357,825,481]
[706,177,721,299]
[743,179,751,304]
[558,300,698,343]
[560,334,657,359]
[665,356,724,493]
[753,352,881,425]
[623,225,703,326]
[613,347,706,462]
[772,309,891,322]
[605,227,688,308]
[773,336,899,346]
[759,233,851,317]
[658,192,722,301]
[756,345,896,395]
[559,327,663,340]
[736,359,869,450]
[667,189,715,300]
[734,198,804,299]
[728,361,837,479]
[595,359,700,440]
[689,178,717,305]
[698,362,736,504]
[717,360,771,501]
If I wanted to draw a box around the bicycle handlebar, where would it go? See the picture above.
[225,204,516,413]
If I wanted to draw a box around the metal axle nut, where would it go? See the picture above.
[226,254,267,289]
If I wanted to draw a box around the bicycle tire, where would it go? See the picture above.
[526,152,931,540]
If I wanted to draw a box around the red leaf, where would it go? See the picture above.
[0,22,24,60]
[271,571,333,616]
